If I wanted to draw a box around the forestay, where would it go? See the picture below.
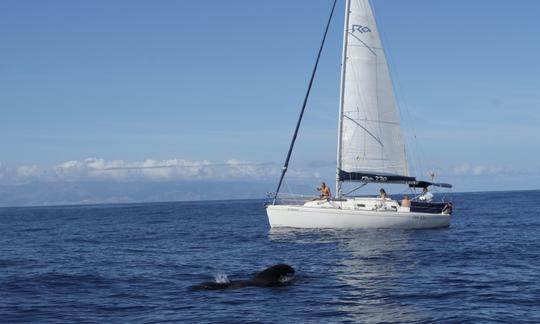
[337,0,409,182]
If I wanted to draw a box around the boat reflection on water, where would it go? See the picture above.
[268,227,435,322]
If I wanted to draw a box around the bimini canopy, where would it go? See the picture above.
[409,181,453,189]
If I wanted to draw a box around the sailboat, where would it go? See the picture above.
[266,0,453,229]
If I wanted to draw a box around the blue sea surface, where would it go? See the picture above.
[1,191,539,323]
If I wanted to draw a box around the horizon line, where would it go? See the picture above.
[1,188,538,209]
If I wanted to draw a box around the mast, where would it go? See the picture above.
[335,0,351,198]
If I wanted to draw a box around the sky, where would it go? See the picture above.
[1,0,539,205]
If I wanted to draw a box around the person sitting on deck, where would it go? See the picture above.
[317,182,332,199]
[419,187,434,202]
[379,188,388,200]
[375,188,389,210]
[401,195,411,207]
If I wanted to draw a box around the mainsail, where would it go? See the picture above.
[337,0,410,185]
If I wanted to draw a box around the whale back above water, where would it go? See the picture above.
[190,264,295,290]
[250,263,295,287]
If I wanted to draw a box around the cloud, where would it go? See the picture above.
[52,158,215,182]
[453,163,488,176]
[16,165,44,178]
[0,159,334,206]
[451,162,532,177]
[0,158,325,185]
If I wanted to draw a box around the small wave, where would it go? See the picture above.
[33,272,111,288]
[20,227,47,233]
[0,258,31,268]
[214,273,230,284]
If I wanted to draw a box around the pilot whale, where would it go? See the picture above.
[190,264,295,290]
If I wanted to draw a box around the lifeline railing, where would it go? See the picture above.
[266,192,319,206]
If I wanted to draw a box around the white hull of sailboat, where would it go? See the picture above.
[266,205,450,229]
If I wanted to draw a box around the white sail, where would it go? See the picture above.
[338,0,409,179]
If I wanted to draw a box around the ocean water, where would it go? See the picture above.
[1,191,539,323]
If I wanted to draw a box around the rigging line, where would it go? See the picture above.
[340,117,401,126]
[343,115,384,147]
[348,44,383,50]
[348,33,377,56]
[272,0,338,205]
[344,182,368,196]
[344,61,371,164]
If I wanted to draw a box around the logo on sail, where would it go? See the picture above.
[361,175,388,182]
[352,24,371,34]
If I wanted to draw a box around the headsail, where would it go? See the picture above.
[337,0,409,185]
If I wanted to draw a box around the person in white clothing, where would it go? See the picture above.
[401,195,411,207]
[419,187,434,202]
